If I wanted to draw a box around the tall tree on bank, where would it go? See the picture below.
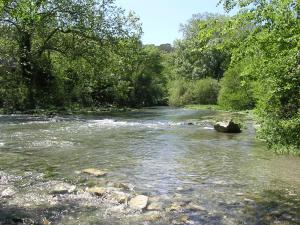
[173,13,230,81]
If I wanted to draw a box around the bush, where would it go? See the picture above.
[193,78,220,104]
[255,52,300,154]
[168,78,219,106]
[0,70,28,112]
[218,64,255,110]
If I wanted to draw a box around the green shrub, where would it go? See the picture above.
[168,78,219,106]
[193,78,219,105]
[218,65,255,110]
[255,52,300,154]
[0,70,28,112]
[168,79,189,106]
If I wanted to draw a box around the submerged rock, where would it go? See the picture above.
[129,195,149,210]
[87,187,107,196]
[166,202,183,212]
[214,119,241,133]
[82,168,107,177]
[186,202,206,212]
[172,215,191,225]
[111,191,130,204]
[1,187,15,198]
[50,183,76,194]
[112,182,134,191]
[147,201,164,211]
[143,211,163,221]
[41,218,52,225]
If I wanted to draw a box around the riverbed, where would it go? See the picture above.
[0,107,299,225]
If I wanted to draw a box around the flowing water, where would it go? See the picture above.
[0,107,299,225]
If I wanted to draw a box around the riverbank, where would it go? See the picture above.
[0,106,137,116]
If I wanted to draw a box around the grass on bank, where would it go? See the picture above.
[185,104,222,111]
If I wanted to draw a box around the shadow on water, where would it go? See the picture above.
[242,189,300,225]
[0,201,106,225]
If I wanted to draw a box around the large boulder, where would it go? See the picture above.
[214,119,241,133]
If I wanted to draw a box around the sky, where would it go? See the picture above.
[115,0,227,45]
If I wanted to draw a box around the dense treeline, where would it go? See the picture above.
[166,0,299,153]
[0,0,299,153]
[0,0,167,110]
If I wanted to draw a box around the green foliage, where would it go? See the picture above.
[218,63,255,110]
[255,51,300,154]
[217,0,300,153]
[193,78,220,105]
[173,13,231,80]
[130,45,167,106]
[168,78,219,106]
[0,69,28,112]
[0,0,168,109]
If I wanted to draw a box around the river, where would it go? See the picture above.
[0,107,299,225]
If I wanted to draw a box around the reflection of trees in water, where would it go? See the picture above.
[0,200,84,225]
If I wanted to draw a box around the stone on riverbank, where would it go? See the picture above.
[82,168,107,177]
[214,119,241,133]
[129,195,149,210]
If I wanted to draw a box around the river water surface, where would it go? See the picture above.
[0,107,299,225]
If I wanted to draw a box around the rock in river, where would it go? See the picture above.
[112,182,134,191]
[1,187,15,198]
[82,168,107,177]
[147,201,164,211]
[129,195,149,210]
[143,211,163,222]
[186,202,206,212]
[87,187,107,196]
[214,119,241,133]
[111,191,130,204]
[50,182,76,194]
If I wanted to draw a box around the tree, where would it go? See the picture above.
[0,0,141,107]
[173,13,230,80]
[130,45,166,106]
[218,0,300,153]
